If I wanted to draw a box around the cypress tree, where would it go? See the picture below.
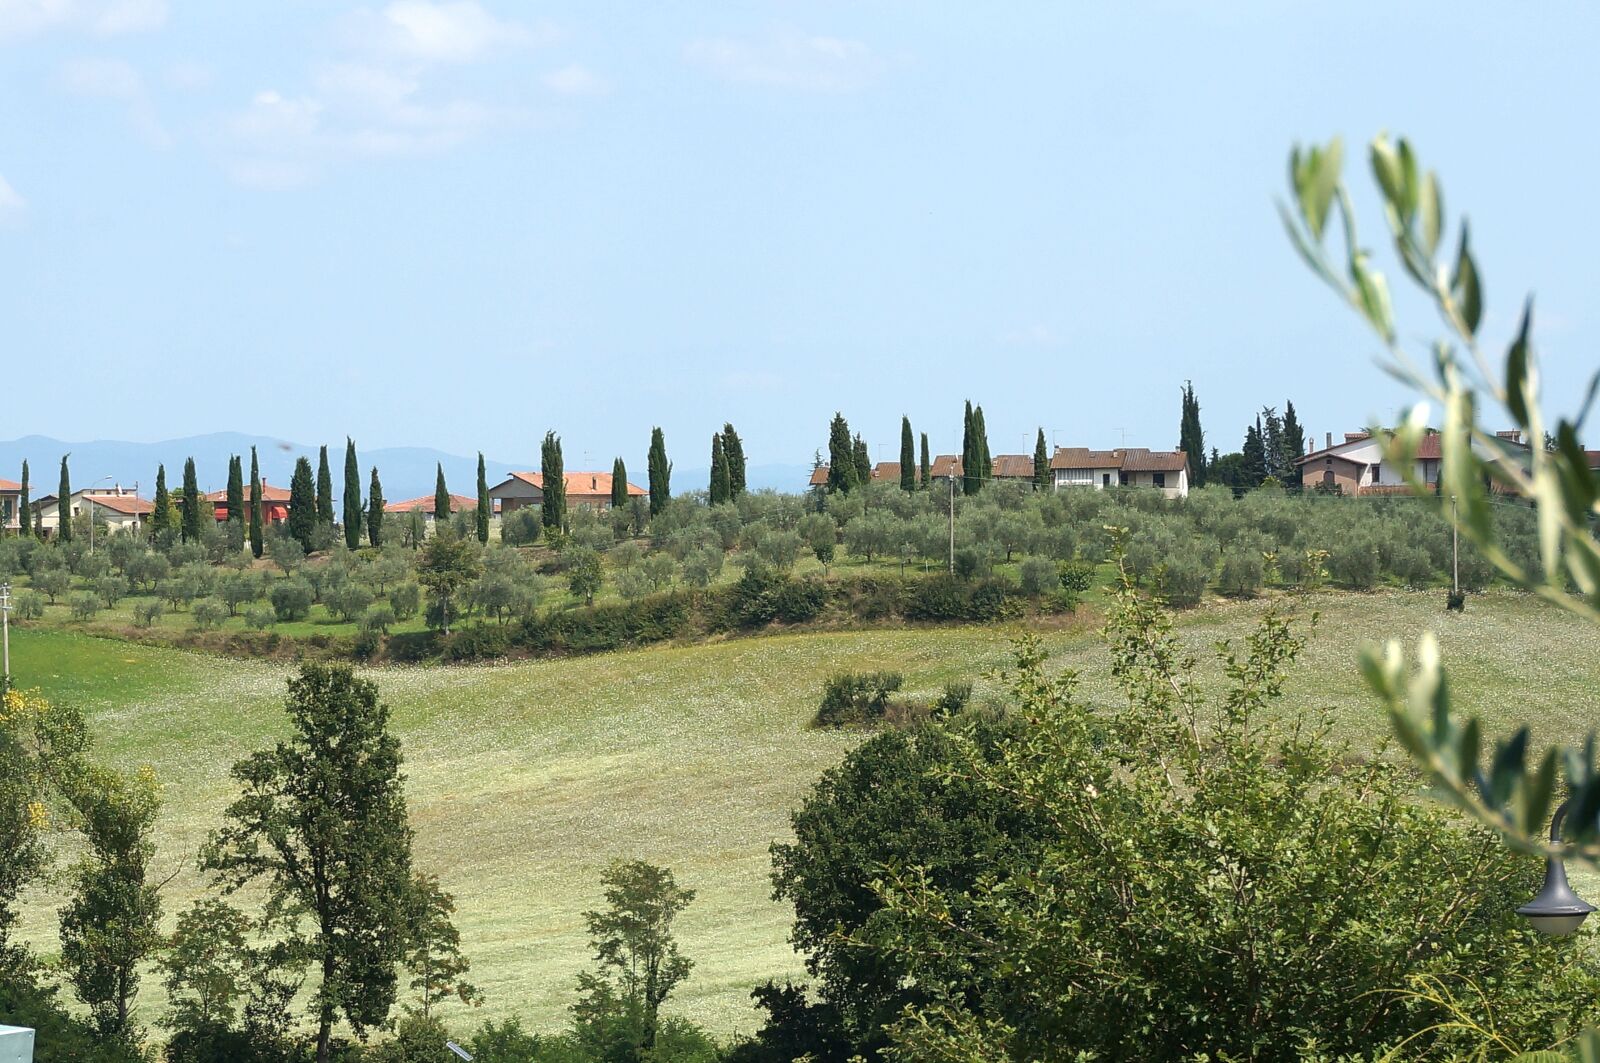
[827,413,856,494]
[974,405,992,489]
[151,464,171,540]
[1033,428,1050,490]
[367,467,385,548]
[227,455,245,525]
[1179,381,1207,487]
[16,460,28,540]
[434,464,451,524]
[899,417,916,492]
[475,452,490,544]
[1242,418,1267,488]
[288,456,316,552]
[709,434,730,505]
[611,458,628,508]
[56,455,72,542]
[919,433,930,489]
[852,433,871,487]
[249,448,264,558]
[180,457,203,543]
[722,423,746,497]
[316,446,335,529]
[647,427,671,515]
[961,401,976,496]
[344,439,363,549]
[1282,400,1306,486]
[541,433,567,531]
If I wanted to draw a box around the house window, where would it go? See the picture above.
[1153,472,1166,488]
[1102,473,1111,487]
[1371,463,1381,484]
[1118,472,1129,486]
[1059,468,1093,485]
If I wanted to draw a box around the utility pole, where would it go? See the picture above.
[1451,494,1460,596]
[947,473,955,575]
[1,581,12,696]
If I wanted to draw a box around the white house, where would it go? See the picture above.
[32,486,153,536]
[1293,429,1531,494]
[1050,447,1190,498]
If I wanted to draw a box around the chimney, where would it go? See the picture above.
[1325,432,1333,449]
[591,476,598,491]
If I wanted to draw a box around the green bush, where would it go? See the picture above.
[15,590,45,620]
[68,591,99,622]
[192,598,227,631]
[243,605,276,631]
[1057,560,1095,593]
[361,603,395,634]
[1328,535,1381,590]
[269,578,314,621]
[519,592,694,655]
[388,581,421,620]
[1158,552,1210,607]
[815,671,904,727]
[133,599,164,628]
[904,575,1011,622]
[500,507,542,546]
[1217,546,1264,597]
[1018,556,1057,596]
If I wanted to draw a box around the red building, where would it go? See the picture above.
[204,480,292,525]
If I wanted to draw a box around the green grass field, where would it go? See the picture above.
[11,589,1600,1041]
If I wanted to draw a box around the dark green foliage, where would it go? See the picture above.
[17,460,30,541]
[575,860,695,1055]
[826,413,856,494]
[415,528,481,635]
[500,508,541,546]
[648,427,671,515]
[344,440,363,550]
[202,664,416,1063]
[57,454,72,543]
[722,423,746,497]
[315,446,334,529]
[519,591,691,654]
[248,449,263,559]
[961,401,976,496]
[403,873,480,1020]
[814,671,903,727]
[900,417,916,492]
[904,574,1009,622]
[1032,428,1049,489]
[0,976,147,1063]
[721,568,826,628]
[226,455,244,526]
[540,433,566,531]
[475,452,490,544]
[851,434,870,488]
[151,464,172,541]
[1242,416,1267,487]
[268,579,313,621]
[919,433,931,490]
[367,467,384,548]
[709,433,731,505]
[611,457,628,508]
[433,463,451,525]
[1179,380,1207,487]
[181,457,203,544]
[1282,400,1305,485]
[286,458,316,553]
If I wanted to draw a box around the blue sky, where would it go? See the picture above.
[2,2,1596,472]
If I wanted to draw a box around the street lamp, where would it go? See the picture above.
[1517,799,1596,936]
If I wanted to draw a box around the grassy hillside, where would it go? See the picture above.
[11,590,1600,1039]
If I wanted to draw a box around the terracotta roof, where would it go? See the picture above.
[871,462,902,482]
[1050,448,1123,471]
[498,471,645,497]
[809,466,829,486]
[1118,448,1189,473]
[384,493,479,515]
[1587,450,1600,471]
[929,454,962,479]
[204,480,291,502]
[85,494,154,516]
[990,455,1035,479]
[0,479,19,492]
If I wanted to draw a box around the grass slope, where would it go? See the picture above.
[11,590,1600,1039]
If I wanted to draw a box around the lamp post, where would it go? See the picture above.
[85,475,113,554]
[1517,799,1596,936]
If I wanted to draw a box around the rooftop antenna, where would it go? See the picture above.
[1115,426,1128,448]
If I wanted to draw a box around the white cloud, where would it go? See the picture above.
[0,173,24,215]
[686,29,880,92]
[542,63,606,96]
[56,56,171,145]
[0,0,167,42]
[346,0,556,64]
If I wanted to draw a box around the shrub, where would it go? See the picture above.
[1217,546,1264,598]
[1158,552,1211,607]
[219,570,263,615]
[34,567,70,603]
[518,592,693,655]
[95,574,129,607]
[269,578,314,621]
[933,681,973,717]
[325,583,373,623]
[361,603,396,634]
[132,599,164,628]
[952,547,983,581]
[1057,559,1095,593]
[815,671,904,727]
[1018,556,1057,596]
[191,597,227,631]
[15,590,46,620]
[904,575,1011,623]
[1328,535,1381,590]
[243,605,276,631]
[388,581,421,620]
[1446,589,1466,612]
[69,591,100,622]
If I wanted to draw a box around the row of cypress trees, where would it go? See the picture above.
[827,406,1054,497]
[708,423,747,505]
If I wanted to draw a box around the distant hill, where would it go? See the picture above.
[0,435,817,502]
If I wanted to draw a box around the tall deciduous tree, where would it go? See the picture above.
[57,455,72,543]
[721,423,746,497]
[919,433,930,489]
[344,439,363,550]
[181,457,203,544]
[151,464,172,541]
[249,449,264,559]
[709,433,730,505]
[827,414,856,494]
[316,446,335,529]
[899,417,916,492]
[367,468,385,548]
[610,458,628,508]
[1179,381,1207,487]
[433,464,451,526]
[540,433,567,531]
[404,874,481,1021]
[1033,428,1050,490]
[575,861,696,1055]
[852,434,871,488]
[287,457,317,553]
[647,427,671,516]
[474,453,490,544]
[202,665,417,1063]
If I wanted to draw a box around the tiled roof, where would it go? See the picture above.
[871,462,902,482]
[1050,448,1123,470]
[499,471,645,497]
[86,494,154,516]
[1587,450,1600,471]
[809,466,829,486]
[990,455,1035,479]
[204,481,291,502]
[384,493,479,515]
[0,479,20,492]
[929,454,962,479]
[1118,448,1188,473]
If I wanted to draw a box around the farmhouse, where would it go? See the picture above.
[1293,429,1532,495]
[384,492,480,526]
[488,471,644,514]
[204,480,291,524]
[1051,447,1190,498]
[31,486,154,536]
[0,479,21,533]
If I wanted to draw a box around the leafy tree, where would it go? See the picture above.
[248,448,264,560]
[900,417,916,492]
[403,874,481,1022]
[226,455,245,526]
[567,548,602,606]
[541,432,567,532]
[826,413,856,494]
[575,861,696,1055]
[0,692,48,966]
[1179,380,1207,486]
[17,460,30,541]
[158,898,298,1057]
[648,427,671,515]
[344,439,363,550]
[709,433,731,505]
[611,457,628,508]
[202,665,416,1063]
[919,432,930,489]
[181,457,203,544]
[150,464,172,542]
[414,529,480,635]
[286,457,316,554]
[57,455,72,543]
[475,452,490,544]
[315,446,335,529]
[367,467,384,548]
[433,464,451,527]
[851,434,870,488]
[1032,428,1049,490]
